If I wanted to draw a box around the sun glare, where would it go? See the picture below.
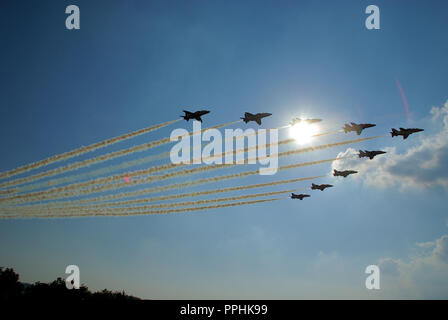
[289,122,320,144]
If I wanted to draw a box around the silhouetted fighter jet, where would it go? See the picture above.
[241,112,272,125]
[390,128,424,140]
[343,122,376,135]
[291,193,310,200]
[358,150,387,160]
[311,183,333,191]
[333,169,358,178]
[291,118,322,126]
[181,110,210,122]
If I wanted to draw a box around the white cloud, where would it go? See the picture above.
[378,233,448,298]
[416,241,435,249]
[332,100,448,190]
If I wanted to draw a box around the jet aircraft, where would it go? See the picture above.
[240,112,272,125]
[181,110,210,122]
[333,169,358,178]
[343,122,376,135]
[291,193,310,200]
[390,128,424,140]
[358,150,387,160]
[311,183,333,191]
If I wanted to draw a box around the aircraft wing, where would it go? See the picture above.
[256,118,261,125]
[403,133,409,139]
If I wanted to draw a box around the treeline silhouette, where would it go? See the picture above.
[0,267,140,301]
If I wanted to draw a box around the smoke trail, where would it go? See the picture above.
[395,78,411,123]
[0,120,240,190]
[10,124,303,194]
[1,198,283,219]
[0,135,294,202]
[7,125,294,194]
[1,133,368,204]
[4,152,343,205]
[9,175,323,213]
[0,119,181,182]
[11,152,170,194]
[8,135,376,203]
[5,188,302,217]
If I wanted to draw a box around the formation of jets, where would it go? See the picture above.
[391,127,424,140]
[290,118,322,126]
[181,111,424,142]
[181,110,273,125]
[180,110,424,203]
[240,112,272,125]
[358,150,387,160]
[343,122,376,135]
[291,183,333,200]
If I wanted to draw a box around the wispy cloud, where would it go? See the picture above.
[378,233,448,298]
[331,100,448,190]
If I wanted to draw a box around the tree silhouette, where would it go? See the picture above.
[0,267,24,301]
[0,267,140,301]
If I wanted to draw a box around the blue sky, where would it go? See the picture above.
[1,0,448,298]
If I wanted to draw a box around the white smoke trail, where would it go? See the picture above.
[0,120,240,190]
[1,197,284,219]
[9,124,300,194]
[4,188,302,217]
[0,119,181,181]
[0,135,376,204]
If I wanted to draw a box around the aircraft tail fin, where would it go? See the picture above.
[181,110,193,121]
[343,124,351,133]
[391,128,398,137]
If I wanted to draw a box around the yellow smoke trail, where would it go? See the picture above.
[2,128,338,197]
[0,119,181,182]
[3,135,374,203]
[0,120,240,190]
[10,175,324,213]
[8,127,337,196]
[3,153,342,205]
[0,136,368,202]
[5,188,302,217]
[1,198,283,219]
[0,136,294,202]
[10,124,302,194]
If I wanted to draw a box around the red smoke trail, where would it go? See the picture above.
[395,78,410,123]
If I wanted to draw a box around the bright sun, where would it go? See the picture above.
[289,122,320,144]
